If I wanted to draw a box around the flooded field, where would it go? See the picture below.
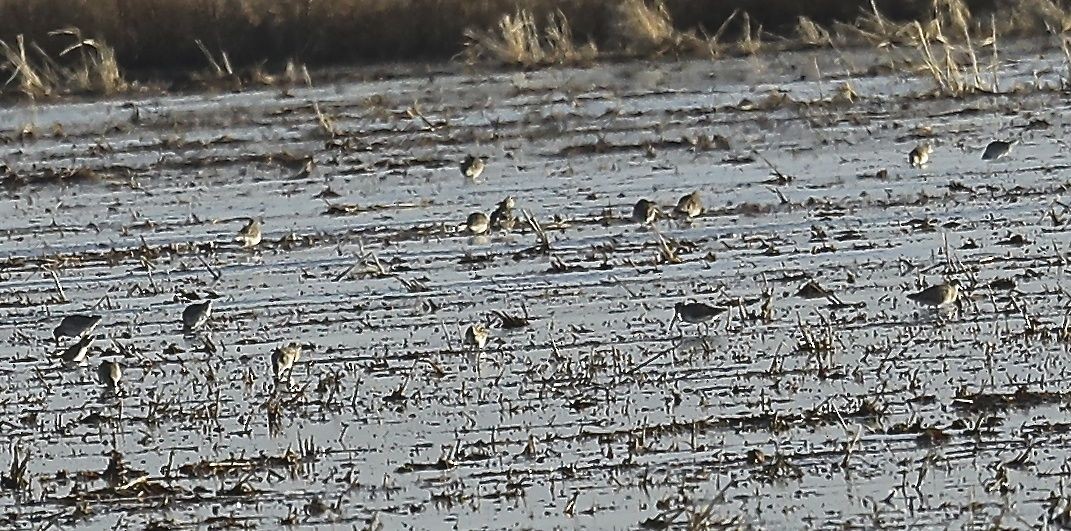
[4,40,1071,529]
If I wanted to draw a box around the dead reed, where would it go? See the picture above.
[463,9,597,67]
[0,1,1001,68]
[0,29,126,99]
[0,0,1068,98]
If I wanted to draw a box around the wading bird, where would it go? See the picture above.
[982,139,1017,160]
[272,343,302,381]
[907,279,961,308]
[909,144,933,168]
[671,301,726,334]
[182,300,213,332]
[460,155,486,179]
[673,191,703,219]
[632,199,659,226]
[464,212,490,235]
[237,217,263,248]
[53,314,102,342]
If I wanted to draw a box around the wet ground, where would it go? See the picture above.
[2,39,1071,529]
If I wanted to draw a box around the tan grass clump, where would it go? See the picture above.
[1003,0,1071,34]
[52,28,127,94]
[829,0,998,97]
[614,0,679,55]
[0,29,127,99]
[910,0,997,97]
[544,11,597,64]
[611,0,728,57]
[736,12,764,55]
[796,16,834,47]
[0,35,53,99]
[464,9,596,67]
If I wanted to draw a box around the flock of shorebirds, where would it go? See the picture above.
[50,215,299,395]
[458,139,998,338]
[900,139,1018,310]
[50,137,1013,392]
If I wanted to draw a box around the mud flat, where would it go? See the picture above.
[1,40,1071,529]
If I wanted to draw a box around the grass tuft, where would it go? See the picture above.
[0,29,126,99]
[52,27,127,94]
[0,35,52,99]
[796,16,834,47]
[613,0,679,55]
[0,1,1066,98]
[464,9,597,67]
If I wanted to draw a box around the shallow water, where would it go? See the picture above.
[2,42,1071,529]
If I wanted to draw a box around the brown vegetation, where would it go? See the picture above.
[0,0,1068,98]
[0,0,1007,70]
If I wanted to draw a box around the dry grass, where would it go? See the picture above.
[0,0,981,72]
[0,0,1066,97]
[906,0,999,96]
[614,0,680,55]
[0,36,51,99]
[464,9,597,67]
[736,12,764,55]
[0,29,126,99]
[52,27,126,94]
[796,16,833,48]
[819,0,1012,97]
[1059,34,1071,88]
[1001,0,1071,35]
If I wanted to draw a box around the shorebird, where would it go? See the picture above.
[671,302,727,333]
[907,279,961,308]
[59,335,94,364]
[909,144,933,168]
[53,314,102,341]
[271,343,302,380]
[182,300,213,332]
[463,324,489,349]
[237,217,263,248]
[490,196,517,232]
[491,208,516,232]
[632,199,659,225]
[460,155,486,179]
[464,212,490,235]
[673,191,703,219]
[496,196,516,211]
[982,139,1017,160]
[97,360,121,391]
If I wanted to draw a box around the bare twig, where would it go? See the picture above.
[197,256,222,281]
[47,268,67,302]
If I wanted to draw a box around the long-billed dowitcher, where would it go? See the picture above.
[671,302,727,332]
[632,199,659,225]
[237,217,263,248]
[53,314,102,341]
[182,300,213,332]
[909,144,933,168]
[460,155,486,179]
[271,343,302,380]
[60,335,94,364]
[982,139,1017,160]
[673,191,702,219]
[907,279,961,308]
[464,212,490,235]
